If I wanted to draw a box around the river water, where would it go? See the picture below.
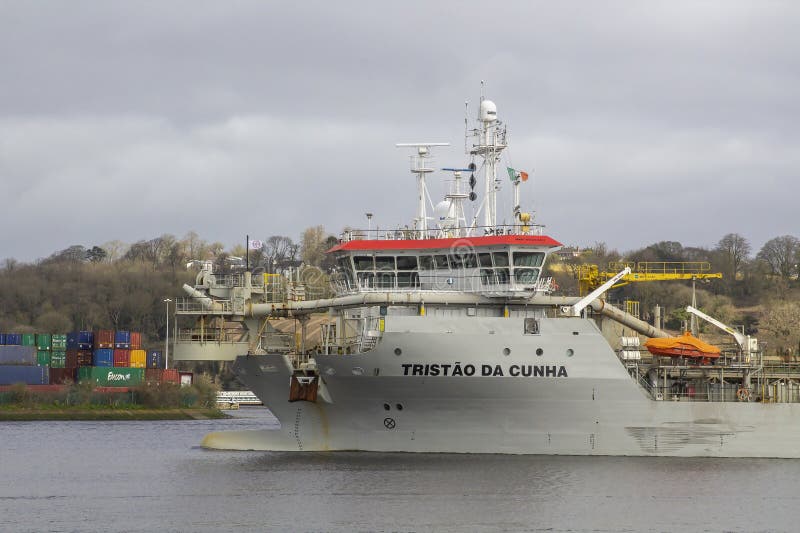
[1,407,799,532]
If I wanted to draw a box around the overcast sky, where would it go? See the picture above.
[1,1,798,262]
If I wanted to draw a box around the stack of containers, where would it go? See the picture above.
[35,333,51,367]
[113,330,131,368]
[66,331,94,369]
[51,334,67,368]
[0,333,48,385]
[93,329,114,367]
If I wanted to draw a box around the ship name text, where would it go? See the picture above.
[400,363,567,378]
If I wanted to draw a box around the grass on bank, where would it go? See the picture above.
[0,374,228,420]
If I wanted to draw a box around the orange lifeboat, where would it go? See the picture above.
[644,332,721,364]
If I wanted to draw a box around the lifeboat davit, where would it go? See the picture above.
[645,332,721,364]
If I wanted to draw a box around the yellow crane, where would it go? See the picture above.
[577,261,723,296]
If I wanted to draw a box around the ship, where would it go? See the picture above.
[178,92,800,457]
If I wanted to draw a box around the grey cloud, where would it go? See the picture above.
[1,1,798,261]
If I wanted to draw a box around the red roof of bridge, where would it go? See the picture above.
[327,234,562,253]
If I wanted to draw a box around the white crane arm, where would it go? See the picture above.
[685,305,746,348]
[567,267,631,317]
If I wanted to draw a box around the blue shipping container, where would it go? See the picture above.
[5,333,22,345]
[146,350,163,369]
[92,348,114,367]
[67,331,94,350]
[114,330,131,349]
[0,345,37,365]
[0,333,5,345]
[0,365,49,385]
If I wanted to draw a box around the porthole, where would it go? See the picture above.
[566,348,574,357]
[503,347,511,356]
[536,348,544,356]
[383,403,390,411]
[396,403,404,411]
[394,348,402,356]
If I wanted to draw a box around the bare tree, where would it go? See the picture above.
[715,233,751,281]
[757,235,800,279]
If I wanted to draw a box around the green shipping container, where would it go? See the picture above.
[36,350,51,366]
[77,366,144,387]
[21,333,36,346]
[51,334,67,350]
[36,333,52,350]
[50,351,66,368]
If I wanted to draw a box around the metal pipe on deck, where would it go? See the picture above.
[181,284,225,312]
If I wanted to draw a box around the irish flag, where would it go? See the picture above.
[506,167,529,182]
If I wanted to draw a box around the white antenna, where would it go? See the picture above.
[396,143,450,236]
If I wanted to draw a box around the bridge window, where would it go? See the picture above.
[462,254,478,268]
[375,272,395,288]
[354,256,374,271]
[513,252,545,267]
[479,253,492,267]
[419,255,434,270]
[375,257,396,271]
[357,272,374,288]
[492,252,509,267]
[448,255,463,269]
[397,272,419,288]
[396,256,418,270]
[434,255,449,270]
[515,268,540,284]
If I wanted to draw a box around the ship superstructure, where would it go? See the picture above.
[178,93,800,457]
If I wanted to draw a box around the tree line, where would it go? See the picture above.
[1,229,798,358]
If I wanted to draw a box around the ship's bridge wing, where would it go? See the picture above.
[327,235,562,298]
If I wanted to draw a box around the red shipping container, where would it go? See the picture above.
[94,330,114,349]
[65,350,93,368]
[49,367,77,384]
[130,332,142,349]
[113,349,130,367]
[144,369,180,384]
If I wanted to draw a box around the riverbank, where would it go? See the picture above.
[0,406,229,421]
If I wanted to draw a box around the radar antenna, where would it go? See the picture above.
[396,143,450,237]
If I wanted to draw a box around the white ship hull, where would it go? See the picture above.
[202,315,800,457]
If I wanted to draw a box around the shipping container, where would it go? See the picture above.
[77,366,144,387]
[130,332,142,349]
[92,348,114,367]
[114,330,131,349]
[0,333,6,345]
[113,349,130,367]
[145,368,180,384]
[0,365,49,385]
[21,333,35,346]
[35,333,52,350]
[146,350,163,369]
[51,334,67,350]
[65,349,93,368]
[67,331,94,350]
[50,351,66,368]
[5,333,22,345]
[36,350,51,366]
[49,367,77,384]
[129,349,146,368]
[93,330,114,349]
[0,345,37,365]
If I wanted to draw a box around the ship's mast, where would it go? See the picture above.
[468,86,507,233]
[396,142,449,236]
